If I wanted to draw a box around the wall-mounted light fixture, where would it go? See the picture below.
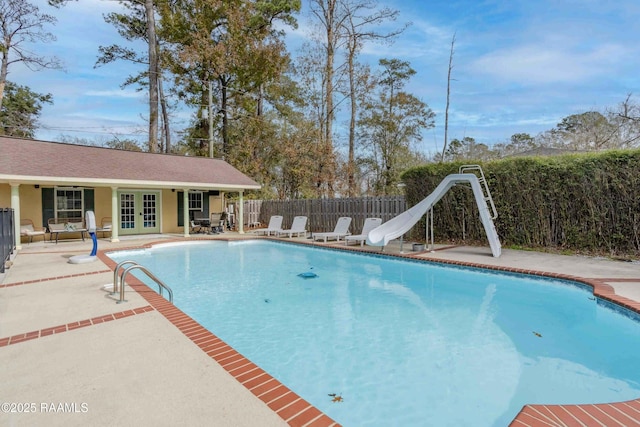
[34,184,40,189]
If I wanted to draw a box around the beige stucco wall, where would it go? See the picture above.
[210,192,225,214]
[19,186,43,227]
[0,184,10,210]
[160,190,224,233]
[162,189,180,233]
[93,187,112,225]
[0,184,111,228]
[0,184,42,225]
[0,184,44,244]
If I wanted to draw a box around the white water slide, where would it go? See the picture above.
[366,167,502,257]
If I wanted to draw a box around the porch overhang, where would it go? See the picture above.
[0,174,262,192]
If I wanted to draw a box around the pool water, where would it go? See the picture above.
[108,240,640,426]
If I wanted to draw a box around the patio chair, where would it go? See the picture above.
[254,215,284,236]
[210,212,225,233]
[277,216,308,238]
[97,217,112,238]
[20,219,46,243]
[188,212,209,234]
[190,220,204,234]
[344,218,383,247]
[313,217,352,243]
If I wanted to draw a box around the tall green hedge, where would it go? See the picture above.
[401,149,640,256]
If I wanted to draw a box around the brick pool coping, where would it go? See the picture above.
[3,236,640,426]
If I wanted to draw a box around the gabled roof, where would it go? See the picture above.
[0,137,260,191]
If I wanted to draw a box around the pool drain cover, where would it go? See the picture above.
[298,272,318,279]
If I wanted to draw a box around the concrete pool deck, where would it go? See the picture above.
[1,233,640,426]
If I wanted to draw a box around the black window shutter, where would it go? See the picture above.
[84,188,95,214]
[203,192,210,217]
[177,191,184,227]
[41,188,54,228]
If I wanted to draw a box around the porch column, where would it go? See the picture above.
[238,191,244,234]
[183,189,190,237]
[10,183,21,250]
[110,187,120,242]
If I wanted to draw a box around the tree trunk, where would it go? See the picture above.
[441,33,456,162]
[145,0,159,153]
[158,76,171,153]
[220,76,230,160]
[0,51,9,111]
[323,0,337,197]
[347,47,356,197]
[324,39,335,194]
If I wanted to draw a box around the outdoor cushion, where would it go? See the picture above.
[21,224,35,234]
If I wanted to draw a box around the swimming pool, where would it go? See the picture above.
[108,240,640,426]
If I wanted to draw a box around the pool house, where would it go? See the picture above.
[0,137,261,248]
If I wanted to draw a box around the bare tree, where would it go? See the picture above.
[441,32,455,163]
[0,0,62,110]
[310,0,346,197]
[608,93,640,148]
[340,0,407,196]
[143,0,159,152]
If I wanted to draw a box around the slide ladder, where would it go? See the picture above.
[459,164,498,220]
[366,167,502,257]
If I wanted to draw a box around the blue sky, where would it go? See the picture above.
[10,0,640,155]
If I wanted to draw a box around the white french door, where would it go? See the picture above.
[118,191,160,235]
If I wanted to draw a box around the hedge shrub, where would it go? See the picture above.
[401,149,640,256]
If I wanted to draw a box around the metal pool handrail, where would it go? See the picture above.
[113,260,173,304]
[113,260,138,294]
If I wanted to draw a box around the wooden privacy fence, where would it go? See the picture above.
[242,196,406,234]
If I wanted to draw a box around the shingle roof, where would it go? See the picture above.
[0,137,260,191]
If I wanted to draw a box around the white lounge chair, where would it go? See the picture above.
[254,215,284,236]
[277,216,307,238]
[344,217,383,246]
[313,217,352,243]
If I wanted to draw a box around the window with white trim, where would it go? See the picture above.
[188,191,203,213]
[55,188,84,221]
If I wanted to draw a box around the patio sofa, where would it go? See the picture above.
[47,218,87,244]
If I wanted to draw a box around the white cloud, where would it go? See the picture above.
[359,17,453,61]
[85,89,144,99]
[471,41,629,85]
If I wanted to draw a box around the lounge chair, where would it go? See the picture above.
[344,217,383,246]
[313,217,352,243]
[254,215,284,236]
[20,219,46,243]
[277,216,307,238]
